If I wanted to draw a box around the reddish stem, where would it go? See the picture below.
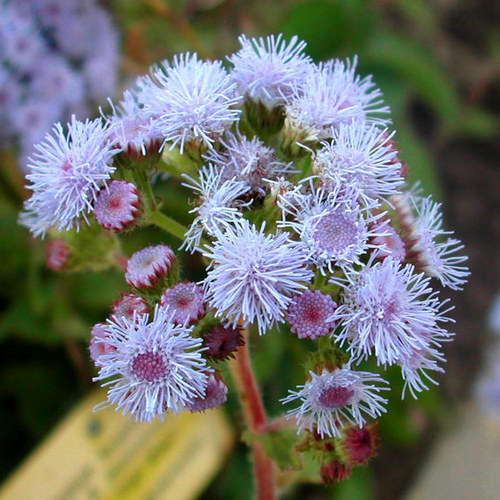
[230,327,276,500]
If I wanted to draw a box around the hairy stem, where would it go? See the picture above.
[148,210,188,241]
[230,327,276,500]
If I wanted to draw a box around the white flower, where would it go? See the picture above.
[202,220,313,334]
[407,196,469,290]
[282,368,389,438]
[204,132,294,196]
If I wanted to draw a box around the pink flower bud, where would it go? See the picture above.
[160,282,205,325]
[94,180,141,232]
[89,323,115,368]
[46,239,70,271]
[111,293,150,321]
[125,244,176,289]
[186,375,228,412]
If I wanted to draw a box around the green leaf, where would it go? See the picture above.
[281,0,375,60]
[363,32,461,132]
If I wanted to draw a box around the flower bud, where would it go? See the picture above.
[320,459,352,487]
[125,244,176,289]
[46,238,70,271]
[342,424,379,465]
[89,323,114,368]
[94,180,141,232]
[111,293,150,321]
[201,324,244,361]
[186,374,228,412]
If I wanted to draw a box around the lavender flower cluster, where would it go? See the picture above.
[0,0,118,167]
[20,35,469,446]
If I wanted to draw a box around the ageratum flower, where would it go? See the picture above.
[278,184,388,273]
[20,116,120,237]
[287,289,337,340]
[282,368,389,438]
[313,123,404,204]
[139,53,241,153]
[94,305,210,421]
[94,180,141,232]
[107,90,162,156]
[205,132,294,196]
[285,58,390,141]
[202,220,313,334]
[332,257,454,366]
[406,196,469,290]
[228,34,312,109]
[125,244,176,289]
[182,164,251,252]
[186,374,228,412]
[161,282,205,325]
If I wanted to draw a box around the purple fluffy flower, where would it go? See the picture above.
[285,58,390,141]
[139,53,241,153]
[313,123,404,204]
[282,368,389,437]
[202,220,313,334]
[20,116,120,236]
[94,305,210,421]
[278,184,388,273]
[332,258,454,366]
[204,132,294,196]
[228,34,312,109]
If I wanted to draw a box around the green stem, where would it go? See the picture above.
[134,170,158,212]
[148,210,187,241]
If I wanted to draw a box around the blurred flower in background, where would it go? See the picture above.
[0,0,119,169]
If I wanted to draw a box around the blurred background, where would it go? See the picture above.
[0,0,499,498]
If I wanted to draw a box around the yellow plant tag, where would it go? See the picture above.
[0,389,233,500]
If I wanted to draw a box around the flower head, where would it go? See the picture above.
[282,368,388,438]
[181,164,251,252]
[201,324,244,361]
[228,34,312,109]
[107,90,162,157]
[111,294,150,322]
[94,305,210,421]
[203,220,313,334]
[186,374,228,412]
[285,58,389,141]
[205,132,294,196]
[94,180,141,232]
[20,116,120,237]
[320,460,352,486]
[89,323,114,368]
[342,424,379,465]
[125,244,176,289]
[313,124,403,204]
[287,289,337,339]
[161,282,205,325]
[139,53,241,153]
[278,185,388,273]
[46,238,70,271]
[332,258,453,365]
[406,196,469,290]
[371,223,406,262]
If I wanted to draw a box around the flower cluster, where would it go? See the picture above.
[19,34,469,485]
[0,0,118,167]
